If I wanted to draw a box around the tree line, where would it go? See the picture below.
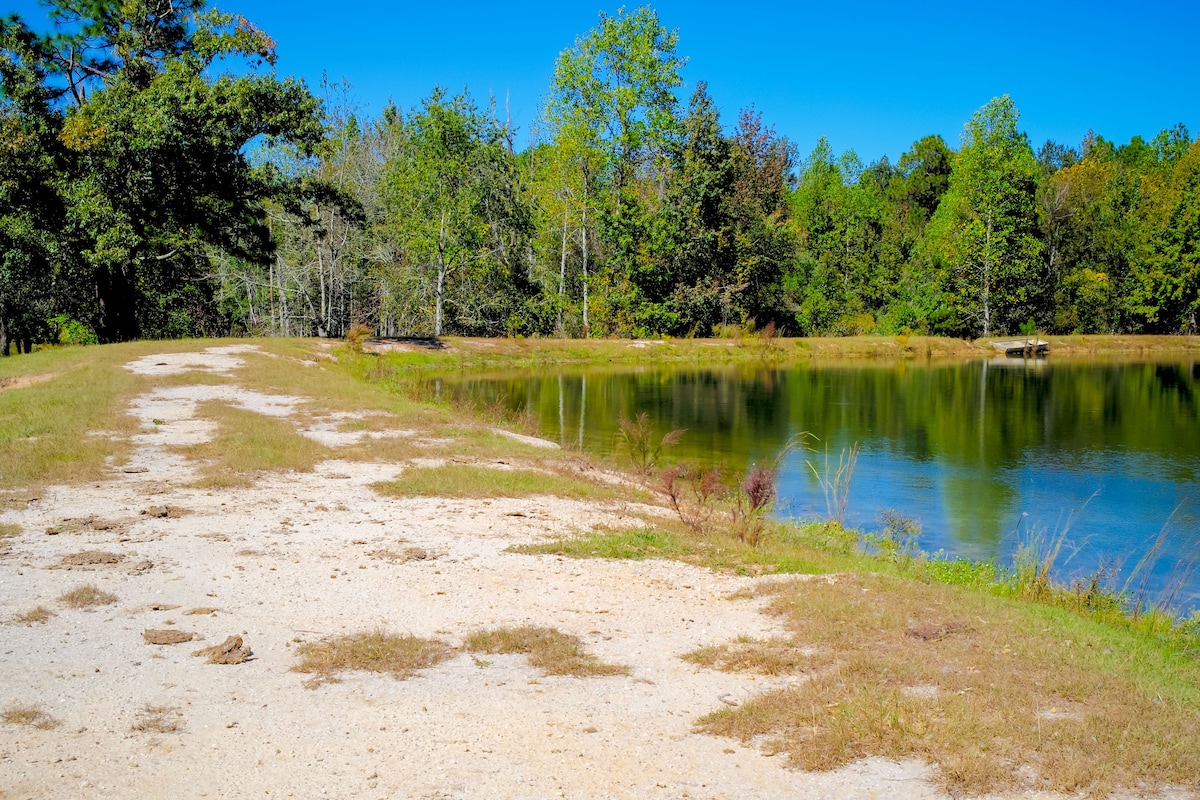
[3,2,1198,354]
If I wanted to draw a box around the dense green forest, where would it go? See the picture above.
[2,1,1198,354]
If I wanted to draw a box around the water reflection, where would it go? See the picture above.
[444,357,1200,611]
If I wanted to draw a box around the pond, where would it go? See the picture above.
[442,356,1200,613]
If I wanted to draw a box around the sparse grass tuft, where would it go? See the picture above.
[58,583,117,608]
[181,400,333,487]
[464,625,629,677]
[373,464,628,501]
[2,703,60,730]
[292,631,452,687]
[13,605,55,624]
[0,522,20,538]
[131,705,183,733]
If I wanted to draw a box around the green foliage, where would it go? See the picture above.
[2,3,1196,347]
[926,95,1043,336]
[1,0,323,346]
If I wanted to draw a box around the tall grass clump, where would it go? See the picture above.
[806,440,859,525]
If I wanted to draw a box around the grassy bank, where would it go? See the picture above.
[354,333,1200,377]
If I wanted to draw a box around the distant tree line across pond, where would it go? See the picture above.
[2,2,1198,355]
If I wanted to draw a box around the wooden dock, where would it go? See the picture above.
[990,338,1049,356]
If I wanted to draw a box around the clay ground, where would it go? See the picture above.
[0,345,1114,799]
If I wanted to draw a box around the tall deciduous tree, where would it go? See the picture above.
[927,96,1042,336]
[380,89,530,336]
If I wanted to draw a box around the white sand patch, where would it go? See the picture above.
[124,344,263,376]
[298,412,417,447]
[490,428,562,450]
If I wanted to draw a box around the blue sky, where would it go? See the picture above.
[8,0,1199,162]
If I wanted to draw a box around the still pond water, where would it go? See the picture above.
[444,357,1200,612]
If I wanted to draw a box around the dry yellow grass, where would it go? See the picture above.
[131,705,183,733]
[683,636,817,676]
[2,703,60,730]
[292,631,452,687]
[464,625,629,677]
[12,605,55,625]
[692,573,1200,797]
[58,583,117,608]
[0,522,19,539]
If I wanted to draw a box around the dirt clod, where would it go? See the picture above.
[61,550,123,566]
[194,635,251,664]
[143,629,195,645]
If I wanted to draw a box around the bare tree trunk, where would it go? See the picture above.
[558,212,568,335]
[435,208,447,337]
[278,257,290,336]
[317,232,328,337]
[982,213,993,337]
[581,199,589,337]
[0,306,9,357]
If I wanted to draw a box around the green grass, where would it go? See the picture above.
[514,527,697,561]
[373,463,634,501]
[0,344,143,491]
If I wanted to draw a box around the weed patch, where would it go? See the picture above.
[131,705,183,733]
[13,605,55,624]
[293,631,452,687]
[58,584,117,608]
[464,625,629,677]
[2,703,60,730]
